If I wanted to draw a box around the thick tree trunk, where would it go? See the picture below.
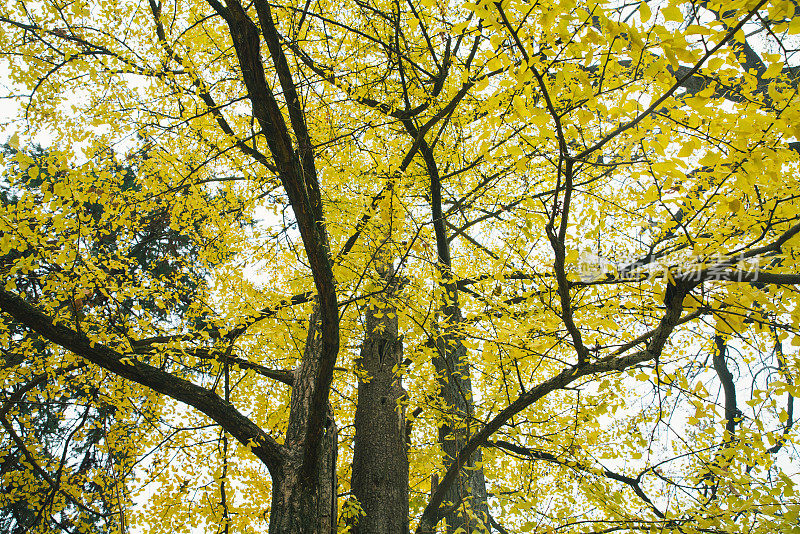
[268,421,337,534]
[434,307,490,534]
[351,262,409,534]
[269,309,338,534]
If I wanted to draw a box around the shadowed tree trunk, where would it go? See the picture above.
[266,427,337,534]
[269,311,338,534]
[205,2,341,531]
[433,307,490,533]
[415,135,490,533]
[351,259,409,534]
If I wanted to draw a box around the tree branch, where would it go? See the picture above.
[0,288,286,477]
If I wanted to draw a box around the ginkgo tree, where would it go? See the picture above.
[0,0,799,533]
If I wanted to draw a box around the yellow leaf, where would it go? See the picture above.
[639,2,652,22]
[661,5,683,22]
[512,94,527,117]
[706,56,725,71]
[677,139,695,157]
[764,61,784,79]
[789,16,800,34]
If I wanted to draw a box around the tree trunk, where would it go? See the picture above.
[434,307,490,534]
[351,261,409,534]
[413,131,490,533]
[269,309,338,534]
[268,421,337,534]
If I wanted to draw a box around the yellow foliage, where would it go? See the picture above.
[0,0,799,532]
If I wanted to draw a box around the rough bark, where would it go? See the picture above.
[268,421,337,534]
[270,310,338,534]
[206,3,342,529]
[351,261,409,534]
[433,310,490,533]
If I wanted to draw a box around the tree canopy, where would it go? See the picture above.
[0,0,799,533]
